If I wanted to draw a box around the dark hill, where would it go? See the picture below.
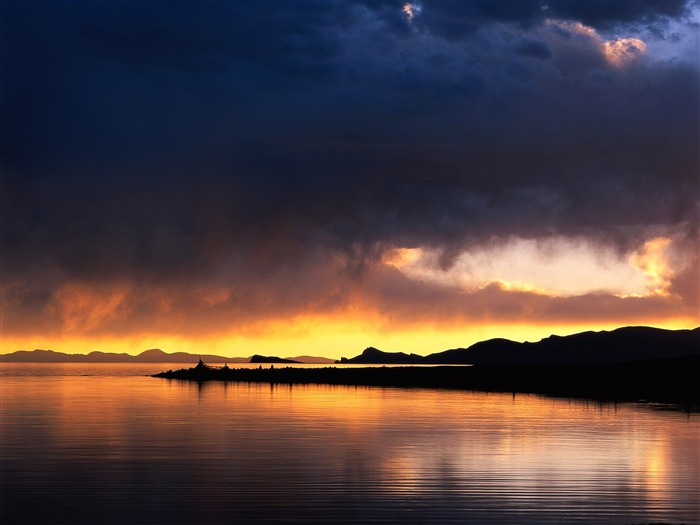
[423,338,522,364]
[425,326,700,365]
[0,348,249,363]
[249,355,300,364]
[342,327,699,365]
[0,349,137,362]
[338,347,423,364]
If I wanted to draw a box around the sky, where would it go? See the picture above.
[2,0,699,359]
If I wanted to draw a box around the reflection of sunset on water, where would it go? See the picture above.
[2,366,698,523]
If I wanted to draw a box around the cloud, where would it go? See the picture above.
[543,0,690,28]
[384,236,648,297]
[363,264,692,329]
[513,38,553,60]
[2,1,698,346]
[403,3,422,23]
[602,37,647,66]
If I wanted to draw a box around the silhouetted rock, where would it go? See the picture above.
[249,355,300,363]
[337,347,423,364]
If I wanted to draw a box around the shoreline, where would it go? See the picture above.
[154,355,700,408]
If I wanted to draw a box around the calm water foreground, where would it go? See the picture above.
[1,363,698,525]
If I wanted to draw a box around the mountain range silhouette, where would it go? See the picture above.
[0,348,331,364]
[3,326,698,365]
[338,326,699,365]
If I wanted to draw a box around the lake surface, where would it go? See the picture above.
[1,363,698,524]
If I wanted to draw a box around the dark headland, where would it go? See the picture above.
[338,326,700,365]
[154,327,700,406]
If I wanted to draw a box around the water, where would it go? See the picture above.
[1,363,698,524]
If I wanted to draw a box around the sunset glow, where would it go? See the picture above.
[382,235,676,297]
[628,237,675,296]
[3,5,699,525]
[2,1,698,360]
[602,37,647,67]
[403,3,422,22]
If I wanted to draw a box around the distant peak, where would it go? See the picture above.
[138,348,166,356]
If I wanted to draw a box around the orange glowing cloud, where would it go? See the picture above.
[403,3,422,23]
[2,234,697,359]
[381,235,681,298]
[602,37,647,68]
[628,237,674,296]
[47,283,136,332]
[546,19,647,68]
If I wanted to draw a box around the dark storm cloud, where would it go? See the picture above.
[544,0,690,27]
[2,0,698,329]
[366,0,692,38]
[513,39,553,59]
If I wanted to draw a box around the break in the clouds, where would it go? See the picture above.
[2,1,698,352]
